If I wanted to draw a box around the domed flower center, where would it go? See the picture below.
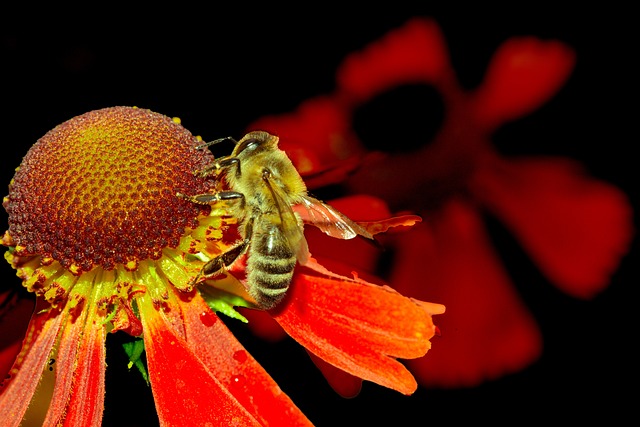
[4,106,215,274]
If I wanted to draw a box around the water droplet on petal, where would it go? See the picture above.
[199,310,217,326]
[229,374,246,391]
[233,350,247,363]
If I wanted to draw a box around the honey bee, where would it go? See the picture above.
[179,130,373,310]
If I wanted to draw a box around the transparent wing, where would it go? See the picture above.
[263,179,310,265]
[296,195,374,240]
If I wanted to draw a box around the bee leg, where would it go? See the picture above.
[195,157,241,178]
[176,190,245,206]
[201,241,248,277]
[196,136,237,150]
[194,217,253,285]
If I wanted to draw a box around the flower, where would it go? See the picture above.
[0,106,443,425]
[246,18,634,388]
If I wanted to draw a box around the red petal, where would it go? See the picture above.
[175,292,313,426]
[392,200,542,387]
[471,37,576,129]
[319,194,392,221]
[471,156,634,298]
[301,157,363,190]
[273,270,442,395]
[248,96,365,180]
[336,18,451,103]
[0,302,64,426]
[45,302,106,427]
[139,294,262,427]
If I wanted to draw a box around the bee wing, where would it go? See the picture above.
[296,195,374,240]
[263,178,311,265]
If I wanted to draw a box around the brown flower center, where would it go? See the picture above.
[4,106,215,274]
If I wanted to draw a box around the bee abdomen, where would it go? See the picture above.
[248,251,296,309]
[253,258,296,275]
[250,272,294,309]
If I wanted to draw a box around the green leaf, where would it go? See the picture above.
[122,339,149,385]
[199,286,252,323]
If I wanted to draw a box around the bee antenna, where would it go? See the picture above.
[196,136,237,150]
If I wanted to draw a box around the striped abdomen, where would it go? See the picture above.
[246,222,297,309]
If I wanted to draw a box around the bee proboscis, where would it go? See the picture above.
[178,130,373,310]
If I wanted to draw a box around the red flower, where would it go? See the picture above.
[0,106,443,425]
[247,18,634,388]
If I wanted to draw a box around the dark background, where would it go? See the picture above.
[1,9,636,426]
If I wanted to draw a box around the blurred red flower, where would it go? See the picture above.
[246,17,634,389]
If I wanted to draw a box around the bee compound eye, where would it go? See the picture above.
[236,138,262,155]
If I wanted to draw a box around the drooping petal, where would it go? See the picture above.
[44,298,106,427]
[138,293,262,427]
[393,199,542,388]
[471,156,634,298]
[62,319,105,427]
[42,311,84,425]
[470,37,576,129]
[178,292,314,426]
[336,17,451,103]
[272,267,444,395]
[0,302,64,426]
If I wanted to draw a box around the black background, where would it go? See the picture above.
[1,8,636,426]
